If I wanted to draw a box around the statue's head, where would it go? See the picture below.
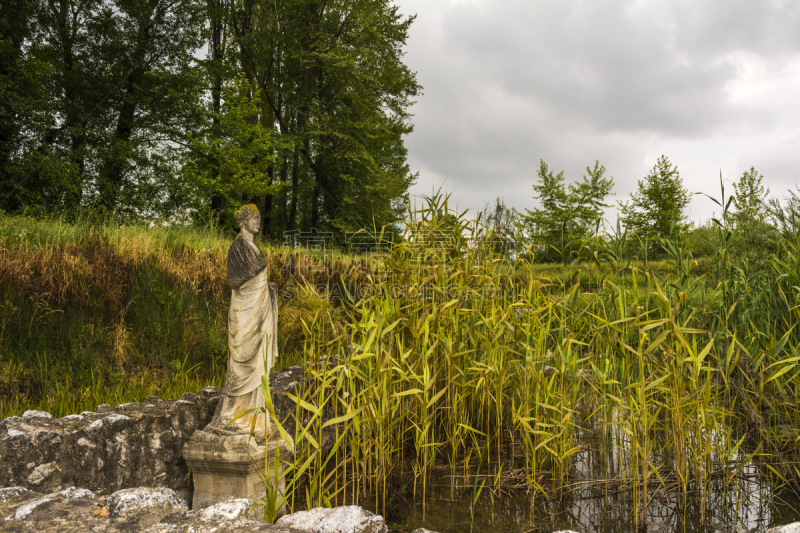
[234,204,260,233]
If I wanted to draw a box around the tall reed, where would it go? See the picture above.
[269,191,800,529]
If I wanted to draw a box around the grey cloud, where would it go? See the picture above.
[397,0,800,222]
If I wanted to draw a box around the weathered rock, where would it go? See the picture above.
[270,365,305,437]
[198,497,250,521]
[768,523,800,533]
[0,487,32,505]
[22,411,53,422]
[106,487,187,516]
[4,486,95,522]
[275,505,388,533]
[411,529,439,533]
[269,365,337,451]
[26,461,59,486]
[0,389,220,495]
[0,486,392,533]
[0,485,289,532]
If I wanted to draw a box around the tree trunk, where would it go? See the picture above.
[289,142,299,231]
[209,0,224,221]
[310,169,319,229]
[56,0,85,212]
[263,165,273,236]
[99,72,141,211]
[98,4,152,212]
[280,151,288,231]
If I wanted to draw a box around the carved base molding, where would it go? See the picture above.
[183,429,293,516]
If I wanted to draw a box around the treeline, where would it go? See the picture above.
[486,155,795,266]
[0,0,420,238]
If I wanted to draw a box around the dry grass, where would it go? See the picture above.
[0,215,369,418]
[0,231,133,312]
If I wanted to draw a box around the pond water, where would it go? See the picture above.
[376,469,800,533]
[326,408,800,533]
[348,424,800,533]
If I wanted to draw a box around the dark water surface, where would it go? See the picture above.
[366,469,800,533]
[348,420,800,533]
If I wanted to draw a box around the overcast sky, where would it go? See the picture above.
[394,0,800,224]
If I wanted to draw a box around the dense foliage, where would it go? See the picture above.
[0,0,420,239]
[2,187,800,529]
[4,2,800,526]
[522,160,614,262]
[619,155,691,243]
[272,192,800,529]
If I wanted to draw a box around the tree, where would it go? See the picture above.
[1,0,206,220]
[571,161,616,224]
[182,77,281,228]
[728,167,776,267]
[620,155,690,243]
[1,0,420,232]
[523,160,614,262]
[482,197,519,256]
[0,0,47,213]
[0,0,100,217]
[731,166,769,226]
[93,0,206,214]
[211,0,421,240]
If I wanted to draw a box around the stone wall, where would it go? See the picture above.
[0,389,219,496]
[0,365,305,497]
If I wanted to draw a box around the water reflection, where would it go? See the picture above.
[380,469,799,533]
[347,411,800,532]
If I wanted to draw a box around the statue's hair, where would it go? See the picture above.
[234,204,260,226]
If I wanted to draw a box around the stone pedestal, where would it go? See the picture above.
[183,429,293,516]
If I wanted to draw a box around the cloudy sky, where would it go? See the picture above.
[393,0,800,224]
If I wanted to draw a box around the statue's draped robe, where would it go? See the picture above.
[207,234,278,435]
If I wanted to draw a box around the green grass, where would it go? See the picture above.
[2,200,800,531]
[0,214,355,418]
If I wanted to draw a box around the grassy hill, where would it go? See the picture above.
[0,214,365,418]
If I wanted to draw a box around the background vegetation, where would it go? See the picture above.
[270,190,800,530]
[2,180,800,530]
[0,214,369,417]
[3,0,800,527]
[1,0,419,239]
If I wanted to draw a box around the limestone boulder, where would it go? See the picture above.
[269,365,305,437]
[0,486,396,533]
[768,523,800,533]
[276,505,388,533]
[0,485,288,532]
[268,365,337,450]
[106,487,187,516]
[0,389,220,495]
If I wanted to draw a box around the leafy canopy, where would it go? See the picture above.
[620,155,690,241]
[731,166,770,226]
[523,160,614,262]
[182,77,282,222]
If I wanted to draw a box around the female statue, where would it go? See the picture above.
[207,204,278,437]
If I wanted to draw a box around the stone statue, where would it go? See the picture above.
[184,208,289,511]
[206,204,279,438]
